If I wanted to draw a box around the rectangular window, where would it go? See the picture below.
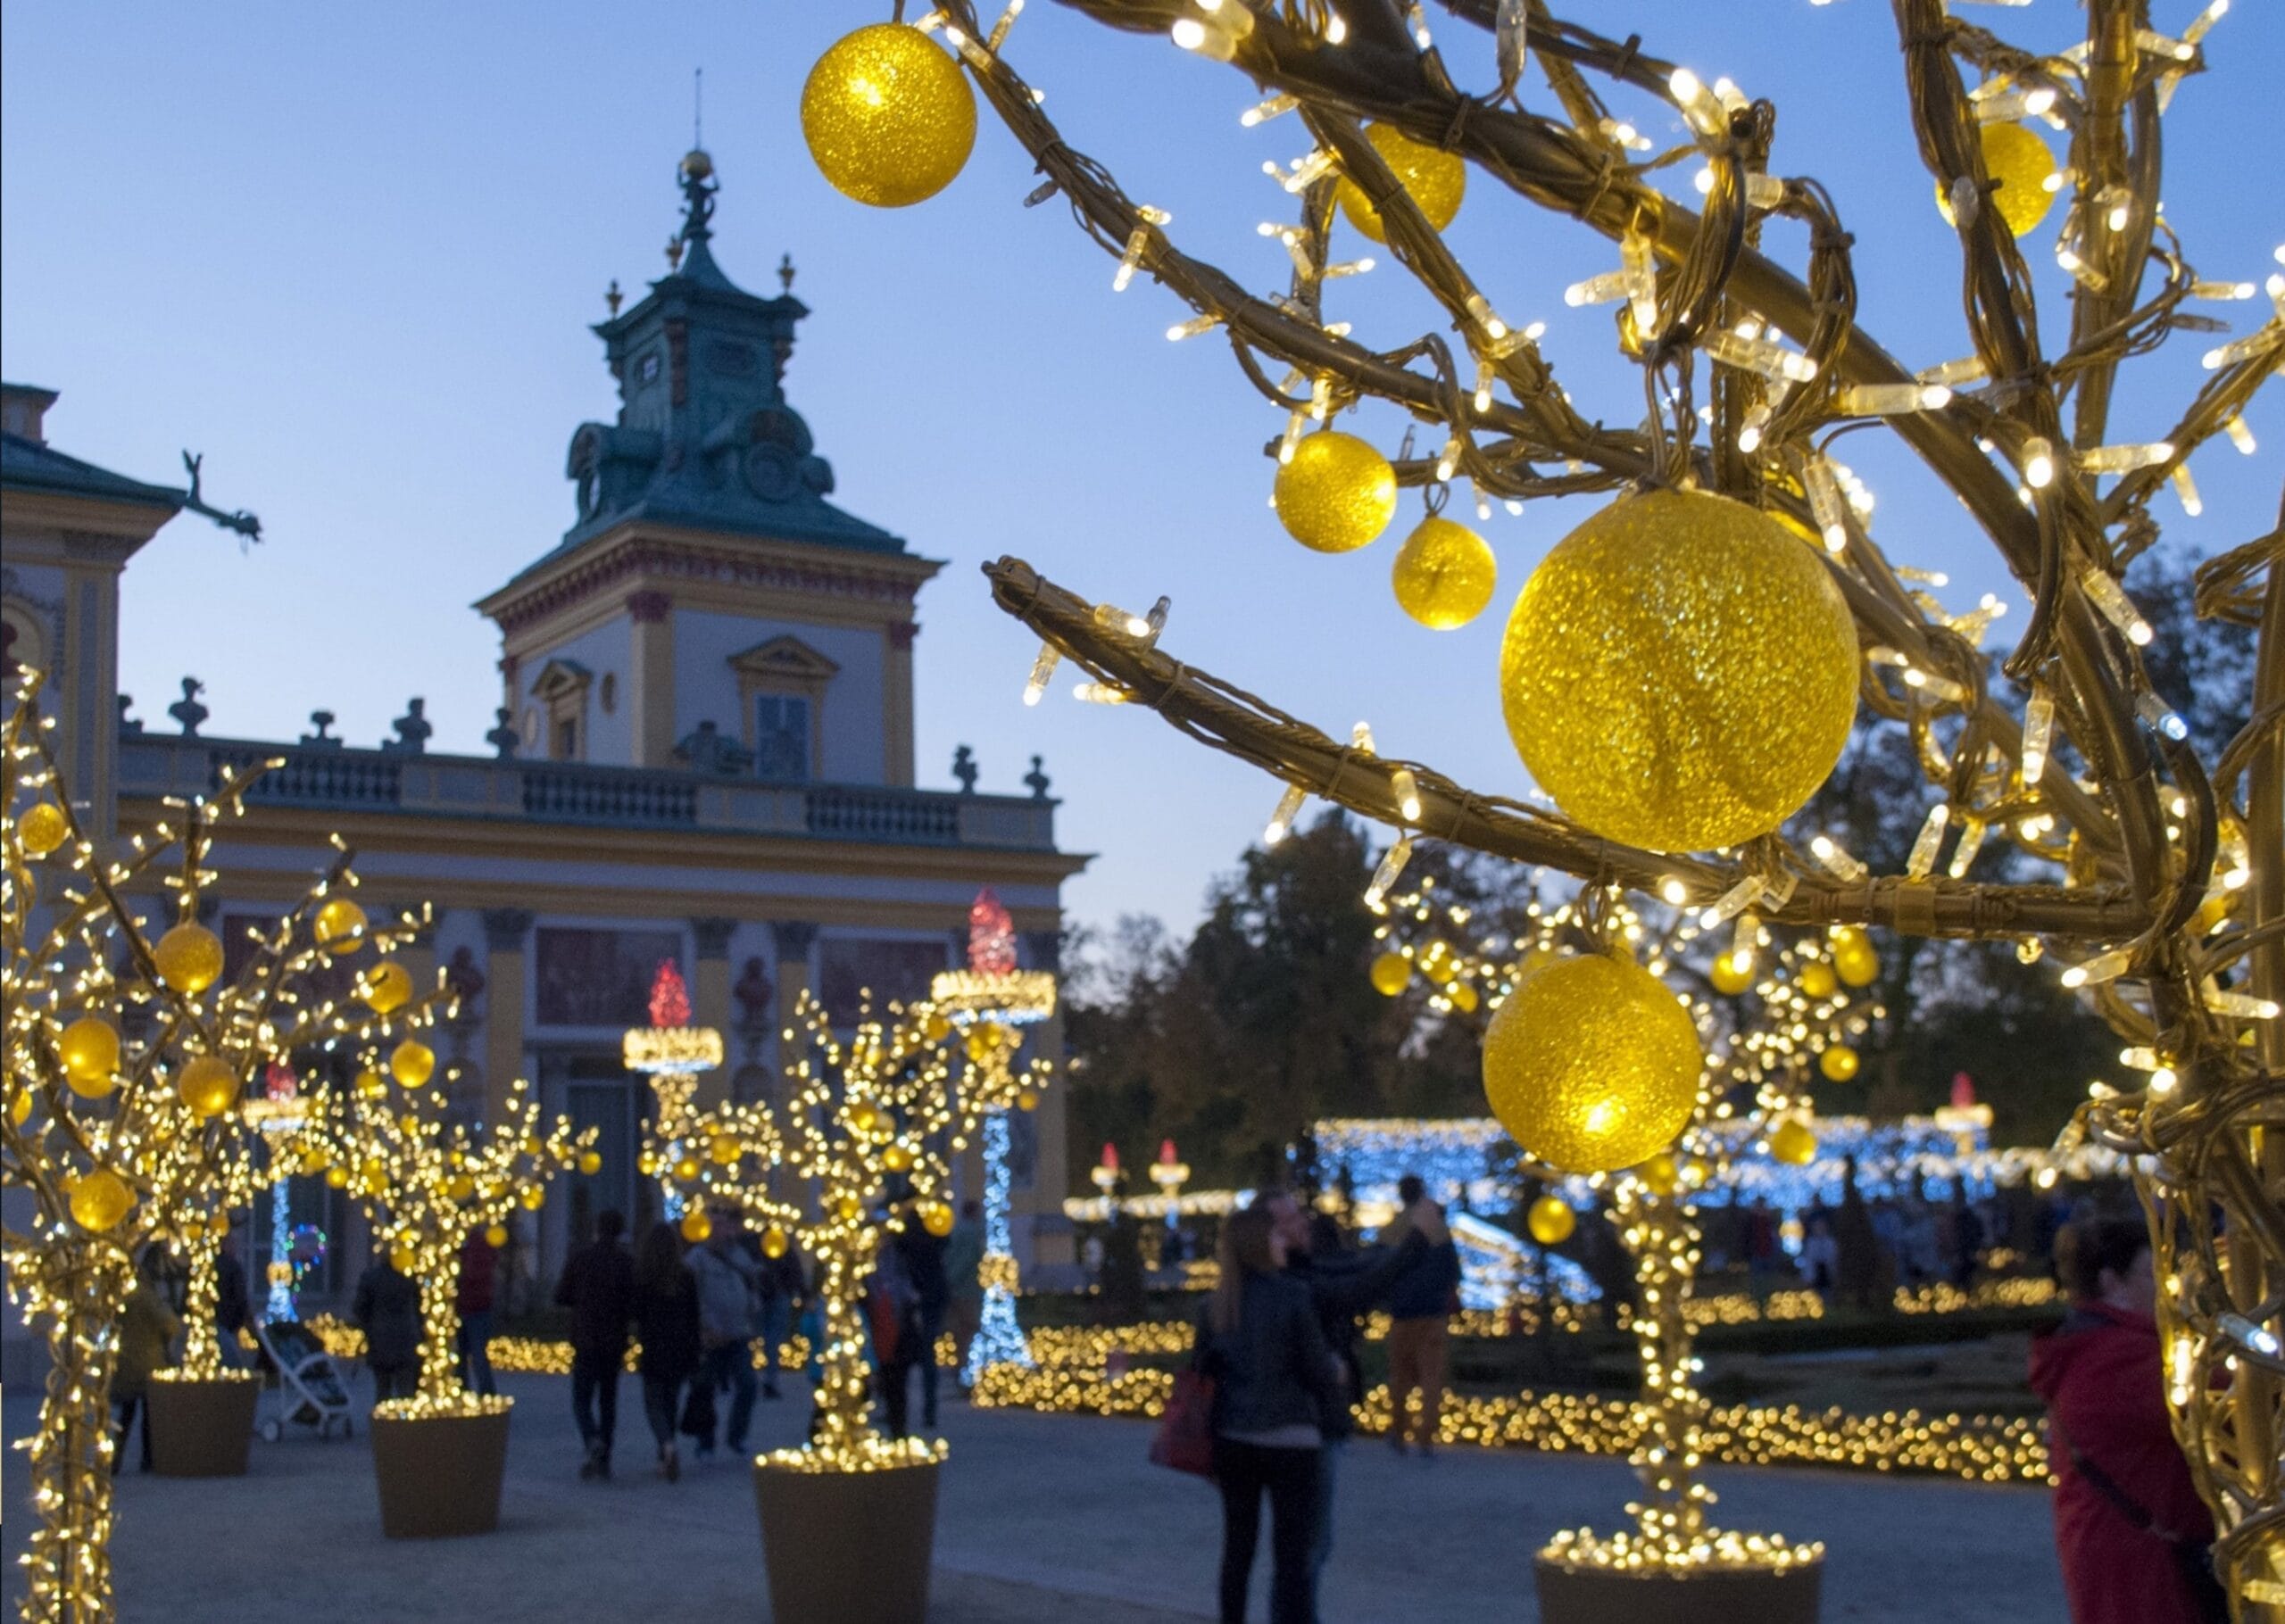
[553,717,579,761]
[753,693,810,783]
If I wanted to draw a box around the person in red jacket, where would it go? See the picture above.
[2029,1216,2223,1624]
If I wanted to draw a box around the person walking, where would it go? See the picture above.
[555,1208,636,1479]
[688,1211,761,1460]
[213,1227,253,1368]
[871,1234,926,1439]
[943,1199,985,1385]
[2031,1217,2223,1624]
[756,1237,805,1401]
[113,1246,181,1474]
[352,1248,421,1404]
[456,1228,499,1397]
[893,1212,951,1431]
[1379,1174,1459,1459]
[633,1222,702,1481]
[1196,1205,1338,1624]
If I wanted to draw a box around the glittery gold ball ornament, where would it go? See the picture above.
[178,1055,241,1118]
[1480,952,1703,1174]
[674,1154,702,1183]
[709,1133,741,1167]
[1639,1152,1682,1197]
[388,1039,436,1090]
[314,897,368,949]
[1934,123,2056,238]
[18,801,69,856]
[59,1016,121,1095]
[1770,1118,1818,1166]
[883,1143,914,1172]
[1392,517,1497,629]
[485,1223,510,1247]
[519,1185,546,1211]
[1500,489,1859,852]
[390,1246,418,1273]
[761,1225,790,1260]
[154,923,225,994]
[577,1150,603,1175]
[1017,1088,1040,1111]
[1274,431,1397,554]
[680,1209,712,1243]
[1370,951,1412,997]
[1709,952,1754,997]
[325,1165,349,1189]
[802,23,976,209]
[1450,982,1480,1014]
[1832,926,1881,988]
[9,1090,31,1126]
[1334,122,1467,244]
[1526,1195,1576,1247]
[1819,1044,1860,1083]
[1799,962,1838,1000]
[361,961,413,1015]
[70,1169,135,1232]
[920,1200,955,1238]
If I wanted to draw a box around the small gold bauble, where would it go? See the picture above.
[802,23,976,209]
[883,1143,913,1172]
[850,1102,883,1136]
[389,1246,418,1273]
[447,1174,476,1200]
[70,1169,135,1231]
[835,1195,862,1223]
[709,1134,741,1167]
[920,1201,955,1238]
[9,1089,31,1126]
[178,1055,241,1118]
[1392,517,1497,629]
[1709,952,1754,997]
[314,897,368,949]
[1369,950,1412,997]
[761,1225,790,1260]
[1417,940,1455,984]
[673,1155,702,1182]
[1525,1194,1575,1247]
[485,1223,510,1247]
[519,1185,546,1211]
[577,1149,603,1176]
[388,1040,436,1090]
[925,1013,953,1042]
[1819,1044,1860,1083]
[1770,1118,1819,1166]
[1274,431,1398,554]
[680,1208,712,1243]
[1016,1088,1040,1111]
[1500,488,1860,852]
[1934,123,2056,238]
[154,923,225,994]
[1799,961,1838,1000]
[1639,1152,1681,1197]
[1450,982,1480,1014]
[361,961,413,1015]
[1832,926,1881,987]
[1334,122,1467,244]
[324,1165,349,1189]
[1481,952,1703,1174]
[18,801,70,857]
[59,1016,121,1094]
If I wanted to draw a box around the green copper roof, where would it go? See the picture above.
[0,428,185,510]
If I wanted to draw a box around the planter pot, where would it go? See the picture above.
[147,1373,262,1477]
[1534,1553,1823,1624]
[754,1456,940,1624]
[370,1402,512,1538]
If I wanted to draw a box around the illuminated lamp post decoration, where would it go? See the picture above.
[1149,1139,1189,1226]
[244,1065,315,1323]
[626,959,791,1243]
[928,888,1057,1384]
[1091,1141,1120,1199]
[1,675,447,1614]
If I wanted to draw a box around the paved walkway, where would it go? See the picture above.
[4,1372,2065,1621]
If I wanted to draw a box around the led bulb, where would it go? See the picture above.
[1391,767,1424,824]
[1264,783,1308,846]
[2020,687,2054,786]
[1022,643,1060,708]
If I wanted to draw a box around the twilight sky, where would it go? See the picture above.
[4,0,2278,938]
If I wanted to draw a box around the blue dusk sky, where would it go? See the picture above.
[4,1,2278,938]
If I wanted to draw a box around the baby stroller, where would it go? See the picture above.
[254,1319,355,1441]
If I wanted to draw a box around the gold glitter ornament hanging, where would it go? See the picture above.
[177,1055,241,1118]
[1770,1118,1819,1166]
[69,1169,134,1232]
[802,23,977,209]
[1935,123,2056,238]
[1274,431,1397,553]
[388,1039,436,1090]
[58,1016,120,1094]
[17,800,69,856]
[1832,926,1881,987]
[360,960,413,1014]
[1819,1044,1860,1082]
[1370,951,1412,996]
[1480,952,1703,1174]
[1526,1194,1576,1246]
[154,923,225,994]
[1709,952,1754,996]
[681,1208,712,1243]
[1499,488,1859,852]
[1392,518,1497,629]
[1334,123,1467,244]
[314,898,368,949]
[1799,961,1838,999]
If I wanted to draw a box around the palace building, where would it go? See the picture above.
[1,150,1087,1307]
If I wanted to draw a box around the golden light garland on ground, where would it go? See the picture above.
[2,674,462,1624]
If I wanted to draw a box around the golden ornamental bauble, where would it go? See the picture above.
[577,1149,602,1176]
[1709,952,1754,997]
[1016,1088,1039,1111]
[883,1143,914,1172]
[1392,517,1497,629]
[680,1208,712,1243]
[314,897,368,949]
[390,1246,418,1273]
[178,1055,241,1118]
[154,923,225,994]
[925,1013,953,1042]
[10,1089,32,1126]
[1770,1117,1819,1166]
[802,22,976,209]
[1417,940,1455,984]
[519,1185,546,1211]
[70,1169,135,1232]
[361,961,413,1015]
[709,1133,741,1167]
[760,1225,790,1260]
[673,1154,702,1182]
[1799,961,1838,1000]
[1525,1194,1576,1247]
[485,1223,510,1247]
[1274,431,1397,554]
[1639,1152,1682,1197]
[18,800,70,857]
[59,1016,121,1094]
[389,1040,435,1090]
[835,1194,862,1223]
[1499,488,1860,853]
[1819,1044,1860,1083]
[448,1174,476,1201]
[324,1165,349,1189]
[1334,122,1467,244]
[1481,952,1703,1174]
[850,1101,883,1136]
[920,1200,955,1238]
[1832,925,1881,987]
[1369,950,1412,997]
[1934,122,2056,238]
[1450,982,1480,1014]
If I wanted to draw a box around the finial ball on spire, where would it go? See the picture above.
[680,147,714,182]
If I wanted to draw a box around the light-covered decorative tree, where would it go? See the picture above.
[797,1,2281,1604]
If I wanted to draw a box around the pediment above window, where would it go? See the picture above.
[727,635,840,684]
[529,658,593,702]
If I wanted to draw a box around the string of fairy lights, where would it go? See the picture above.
[794,0,2279,1594]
